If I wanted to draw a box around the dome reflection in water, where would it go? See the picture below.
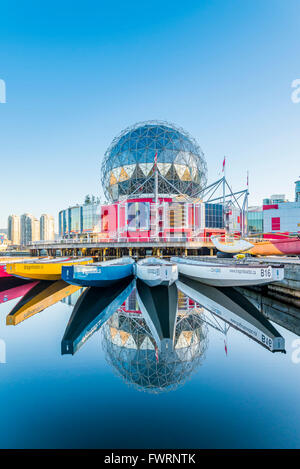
[101,295,208,394]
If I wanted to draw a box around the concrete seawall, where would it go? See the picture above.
[237,286,300,336]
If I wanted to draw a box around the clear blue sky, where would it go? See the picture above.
[1,0,299,229]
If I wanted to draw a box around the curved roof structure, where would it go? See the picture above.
[101,121,207,201]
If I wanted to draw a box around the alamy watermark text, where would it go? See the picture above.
[0,79,6,103]
[291,79,300,103]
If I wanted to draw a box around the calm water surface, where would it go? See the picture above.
[0,278,300,449]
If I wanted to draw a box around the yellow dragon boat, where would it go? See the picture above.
[6,280,80,325]
[6,257,93,281]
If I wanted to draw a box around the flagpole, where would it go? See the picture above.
[223,161,225,207]
[154,152,158,239]
[223,157,226,232]
[246,170,249,236]
[155,153,158,205]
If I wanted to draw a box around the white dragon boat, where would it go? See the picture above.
[171,256,284,287]
[135,257,178,287]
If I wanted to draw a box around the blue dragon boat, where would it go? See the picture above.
[61,257,135,287]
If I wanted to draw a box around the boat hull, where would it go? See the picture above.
[136,264,178,287]
[0,265,11,278]
[248,238,300,256]
[62,263,134,287]
[0,258,39,278]
[6,258,93,281]
[211,235,254,253]
[173,258,284,287]
[179,273,278,287]
[138,278,175,287]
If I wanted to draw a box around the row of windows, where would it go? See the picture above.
[205,204,224,229]
[59,204,100,236]
[59,202,226,236]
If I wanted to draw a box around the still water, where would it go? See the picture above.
[0,276,300,449]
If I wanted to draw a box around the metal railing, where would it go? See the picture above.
[29,234,212,246]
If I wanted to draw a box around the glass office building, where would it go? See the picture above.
[101,121,207,202]
[248,208,263,234]
[59,203,100,237]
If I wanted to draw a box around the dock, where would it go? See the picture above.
[27,240,300,305]
[28,239,216,259]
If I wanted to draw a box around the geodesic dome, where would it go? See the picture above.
[101,121,207,201]
[101,309,208,393]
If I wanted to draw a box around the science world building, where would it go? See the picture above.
[31,121,246,258]
[101,121,208,202]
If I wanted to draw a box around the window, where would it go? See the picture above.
[271,217,281,231]
[127,202,150,230]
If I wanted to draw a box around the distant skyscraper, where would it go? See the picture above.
[32,218,40,242]
[40,214,55,241]
[8,215,20,245]
[20,214,40,246]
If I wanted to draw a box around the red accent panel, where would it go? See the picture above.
[263,204,278,210]
[263,232,290,239]
[271,217,281,231]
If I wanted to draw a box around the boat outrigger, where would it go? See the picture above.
[61,257,135,287]
[136,257,178,287]
[171,256,284,287]
[6,257,93,281]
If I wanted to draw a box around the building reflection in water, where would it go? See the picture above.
[2,272,300,393]
[101,289,208,393]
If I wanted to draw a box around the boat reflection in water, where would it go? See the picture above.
[177,277,285,353]
[6,280,81,325]
[61,277,135,355]
[135,279,178,349]
[1,270,294,393]
[0,277,39,304]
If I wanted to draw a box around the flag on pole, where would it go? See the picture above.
[224,338,228,356]
[155,345,159,363]
[222,156,226,172]
[154,151,158,168]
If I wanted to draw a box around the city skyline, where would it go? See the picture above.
[1,0,299,228]
[6,212,55,245]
